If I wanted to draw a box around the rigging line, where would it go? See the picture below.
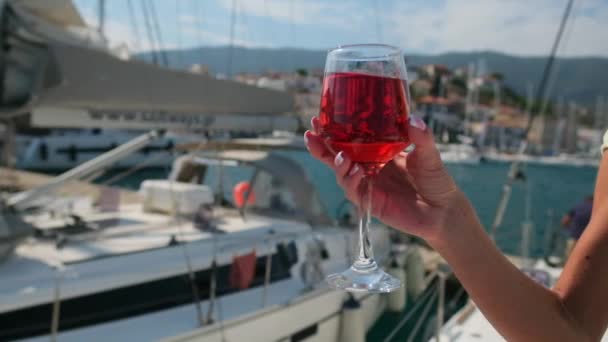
[140,0,159,65]
[489,0,576,240]
[126,0,142,52]
[175,0,184,67]
[236,0,244,72]
[373,0,383,43]
[238,0,252,72]
[226,0,237,77]
[168,179,205,326]
[98,0,106,38]
[148,0,170,67]
[263,0,269,46]
[537,0,580,119]
[288,0,295,71]
[194,0,206,64]
[523,0,575,137]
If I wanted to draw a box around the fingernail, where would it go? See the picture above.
[348,164,360,176]
[304,131,310,146]
[310,117,316,129]
[334,151,344,166]
[410,116,427,131]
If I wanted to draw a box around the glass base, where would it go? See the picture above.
[326,263,401,293]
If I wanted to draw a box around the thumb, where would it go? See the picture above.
[407,115,442,168]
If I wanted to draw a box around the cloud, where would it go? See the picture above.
[178,14,199,25]
[74,0,608,57]
[385,0,608,57]
[182,26,264,48]
[79,7,177,53]
[217,0,364,28]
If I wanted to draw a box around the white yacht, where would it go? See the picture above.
[436,143,481,165]
[1,142,424,342]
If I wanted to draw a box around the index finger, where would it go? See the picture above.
[304,130,334,167]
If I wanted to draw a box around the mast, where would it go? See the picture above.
[226,0,237,77]
[595,95,604,130]
[464,62,475,138]
[98,0,106,38]
[551,98,565,155]
[490,0,575,241]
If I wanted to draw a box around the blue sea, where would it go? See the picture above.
[100,151,597,258]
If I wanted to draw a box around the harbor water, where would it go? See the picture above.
[99,151,598,258]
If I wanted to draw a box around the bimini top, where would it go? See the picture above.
[172,149,333,227]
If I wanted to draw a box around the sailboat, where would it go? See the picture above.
[0,1,432,341]
[1,137,423,342]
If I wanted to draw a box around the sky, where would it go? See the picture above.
[74,0,608,57]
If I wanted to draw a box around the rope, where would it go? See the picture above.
[50,270,62,342]
[261,240,272,307]
[126,0,142,52]
[147,0,169,67]
[175,0,184,67]
[407,290,439,342]
[193,0,206,63]
[97,0,105,37]
[226,0,237,77]
[168,178,205,326]
[382,279,439,342]
[537,0,580,120]
[524,0,576,138]
[288,0,295,71]
[140,0,159,65]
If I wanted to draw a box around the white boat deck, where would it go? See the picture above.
[1,204,313,313]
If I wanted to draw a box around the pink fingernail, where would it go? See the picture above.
[304,131,310,146]
[334,151,344,166]
[348,164,360,176]
[410,116,427,131]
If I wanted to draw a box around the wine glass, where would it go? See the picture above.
[318,44,410,293]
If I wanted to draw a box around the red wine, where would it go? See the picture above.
[319,72,410,173]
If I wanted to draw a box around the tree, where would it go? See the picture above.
[490,72,505,81]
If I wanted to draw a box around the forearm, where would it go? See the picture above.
[427,192,587,341]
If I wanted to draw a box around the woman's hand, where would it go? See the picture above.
[305,116,467,242]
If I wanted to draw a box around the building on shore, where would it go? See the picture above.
[528,106,579,155]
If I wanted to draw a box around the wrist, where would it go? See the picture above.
[425,190,478,249]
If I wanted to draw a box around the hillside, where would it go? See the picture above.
[137,47,608,106]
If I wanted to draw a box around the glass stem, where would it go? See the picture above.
[354,176,377,271]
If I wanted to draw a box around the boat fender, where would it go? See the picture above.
[387,258,407,312]
[406,246,426,300]
[299,238,325,287]
[233,181,256,208]
[340,294,364,342]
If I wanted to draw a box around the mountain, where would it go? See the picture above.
[137,47,608,106]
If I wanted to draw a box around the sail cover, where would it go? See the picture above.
[30,42,298,131]
[2,0,299,132]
